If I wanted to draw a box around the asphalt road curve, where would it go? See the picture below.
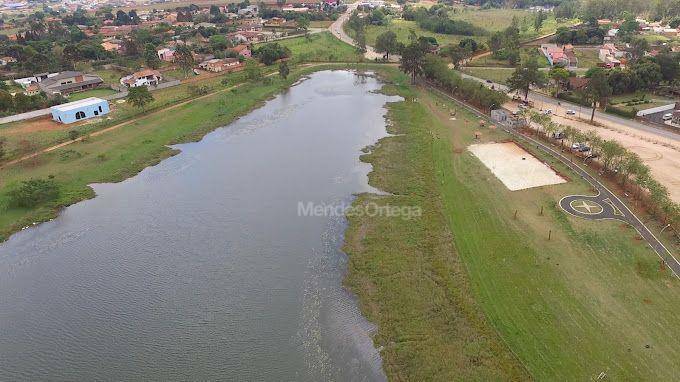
[559,194,626,221]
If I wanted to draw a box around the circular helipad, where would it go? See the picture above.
[559,194,626,221]
[569,199,603,215]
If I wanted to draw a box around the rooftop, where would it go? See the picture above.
[51,97,107,112]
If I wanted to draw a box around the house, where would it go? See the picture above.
[101,41,122,53]
[228,31,265,43]
[99,25,136,37]
[0,56,17,66]
[157,48,175,61]
[38,71,104,96]
[24,83,40,96]
[540,44,577,68]
[120,69,163,88]
[198,58,242,72]
[238,5,259,17]
[598,43,625,67]
[51,97,110,124]
[231,44,252,58]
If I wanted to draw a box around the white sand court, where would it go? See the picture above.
[468,142,566,191]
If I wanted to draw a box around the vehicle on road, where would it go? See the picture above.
[543,109,552,115]
[485,79,493,84]
[566,109,576,115]
[662,113,673,121]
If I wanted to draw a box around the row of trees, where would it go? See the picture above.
[520,109,679,231]
[412,52,508,110]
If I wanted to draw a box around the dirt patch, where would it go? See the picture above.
[469,141,567,191]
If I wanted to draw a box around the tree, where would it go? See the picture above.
[209,5,220,16]
[400,41,425,84]
[127,85,154,109]
[534,10,547,32]
[548,67,570,96]
[629,38,649,62]
[244,58,262,80]
[144,43,161,69]
[458,38,478,53]
[374,31,398,60]
[442,44,470,69]
[0,136,7,160]
[255,43,290,65]
[278,61,289,79]
[600,139,625,172]
[0,90,13,112]
[630,59,662,90]
[7,178,60,208]
[507,57,546,100]
[174,44,195,78]
[655,53,680,83]
[297,15,310,38]
[581,68,611,122]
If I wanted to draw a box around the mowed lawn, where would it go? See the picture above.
[461,67,515,84]
[449,5,574,38]
[363,19,466,47]
[67,88,119,101]
[347,68,680,380]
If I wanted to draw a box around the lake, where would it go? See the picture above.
[0,71,400,381]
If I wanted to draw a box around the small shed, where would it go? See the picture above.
[51,97,110,124]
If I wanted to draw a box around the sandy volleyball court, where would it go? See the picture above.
[469,142,566,191]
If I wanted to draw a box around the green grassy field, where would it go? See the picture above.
[573,48,600,69]
[461,67,514,84]
[467,46,550,67]
[67,88,118,101]
[345,69,680,380]
[609,93,676,114]
[363,19,466,47]
[261,32,362,63]
[448,5,576,39]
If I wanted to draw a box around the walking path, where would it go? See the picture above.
[423,80,680,279]
[329,3,399,61]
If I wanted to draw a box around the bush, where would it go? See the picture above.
[605,105,637,119]
[6,178,60,208]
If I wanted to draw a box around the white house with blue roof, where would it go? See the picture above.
[50,97,110,124]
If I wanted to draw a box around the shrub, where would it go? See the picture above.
[6,178,60,208]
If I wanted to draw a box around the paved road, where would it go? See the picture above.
[329,4,399,62]
[458,71,680,142]
[424,80,680,279]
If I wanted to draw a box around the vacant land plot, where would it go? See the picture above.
[462,67,514,84]
[469,142,566,190]
[573,48,600,69]
[467,46,550,67]
[68,88,118,101]
[363,19,465,47]
[258,32,361,63]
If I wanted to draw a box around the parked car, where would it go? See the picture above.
[553,131,565,139]
[571,142,581,150]
[543,109,553,115]
[578,145,591,152]
[662,113,673,121]
[485,79,493,84]
[566,109,576,115]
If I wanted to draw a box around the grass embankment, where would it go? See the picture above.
[67,88,118,101]
[345,69,680,380]
[0,62,364,242]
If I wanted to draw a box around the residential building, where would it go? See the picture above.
[231,44,252,58]
[101,41,122,53]
[238,5,259,17]
[540,44,577,68]
[120,69,163,88]
[598,43,625,67]
[38,71,104,96]
[198,58,242,72]
[51,97,110,124]
[0,56,17,66]
[24,83,40,96]
[157,48,175,62]
[228,31,265,44]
